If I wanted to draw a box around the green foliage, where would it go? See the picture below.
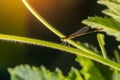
[97,33,107,59]
[8,65,65,80]
[8,64,83,80]
[76,56,105,80]
[9,57,120,80]
[2,0,120,80]
[80,42,100,54]
[82,0,120,41]
[65,67,83,80]
[112,71,120,80]
[98,0,120,23]
[8,56,107,80]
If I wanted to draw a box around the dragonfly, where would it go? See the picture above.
[62,26,103,41]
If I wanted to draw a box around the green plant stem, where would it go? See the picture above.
[21,0,97,55]
[21,0,120,71]
[22,0,65,38]
[97,33,108,59]
[0,33,120,71]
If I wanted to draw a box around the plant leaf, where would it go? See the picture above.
[112,71,120,80]
[98,0,120,23]
[76,56,105,80]
[8,65,65,80]
[8,65,84,80]
[82,16,120,41]
[82,0,120,42]
[98,0,120,15]
[66,67,83,80]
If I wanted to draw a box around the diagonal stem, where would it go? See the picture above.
[21,0,98,55]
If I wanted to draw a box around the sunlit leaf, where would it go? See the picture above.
[66,67,83,80]
[8,65,65,80]
[82,16,120,41]
[76,56,105,80]
[98,0,120,23]
[82,0,120,42]
[8,64,84,80]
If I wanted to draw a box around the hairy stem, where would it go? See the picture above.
[0,33,120,71]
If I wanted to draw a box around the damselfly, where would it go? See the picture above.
[62,26,103,41]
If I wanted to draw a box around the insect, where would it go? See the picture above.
[61,26,103,41]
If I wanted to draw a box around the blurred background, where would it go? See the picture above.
[0,0,117,80]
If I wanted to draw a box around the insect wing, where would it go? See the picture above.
[69,26,89,37]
